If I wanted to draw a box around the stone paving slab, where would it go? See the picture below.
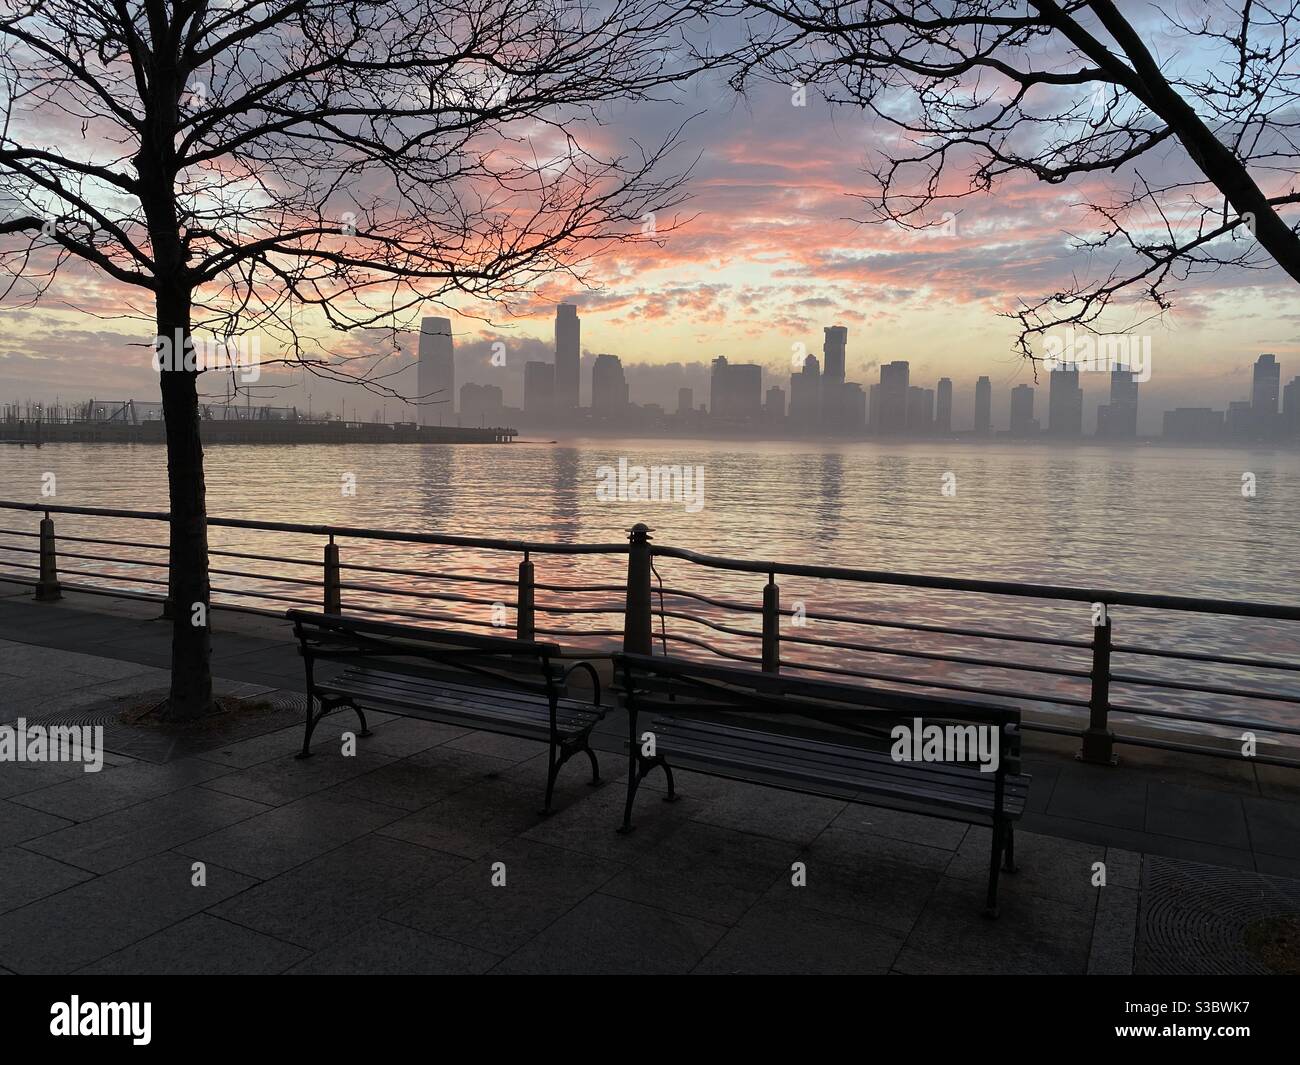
[9,756,231,821]
[0,851,257,974]
[21,787,272,874]
[76,913,311,975]
[695,895,905,975]
[495,892,727,975]
[0,846,95,915]
[176,791,408,880]
[209,834,468,950]
[286,919,497,976]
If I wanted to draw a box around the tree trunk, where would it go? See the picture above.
[156,287,216,720]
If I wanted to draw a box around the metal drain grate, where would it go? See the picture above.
[1136,855,1300,975]
[34,690,307,763]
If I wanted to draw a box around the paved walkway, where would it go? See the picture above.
[1,582,1299,974]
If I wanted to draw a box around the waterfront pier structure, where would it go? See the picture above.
[0,418,516,445]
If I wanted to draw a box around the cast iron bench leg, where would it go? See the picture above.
[984,821,1004,919]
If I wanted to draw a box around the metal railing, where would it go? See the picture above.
[2,501,1298,769]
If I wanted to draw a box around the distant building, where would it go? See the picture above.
[591,353,628,415]
[1047,366,1083,437]
[1096,367,1139,439]
[523,361,554,417]
[1226,400,1254,439]
[765,385,786,422]
[974,376,992,435]
[1163,407,1224,442]
[906,386,934,434]
[839,382,866,430]
[1252,353,1280,437]
[1283,376,1300,439]
[710,356,763,421]
[877,361,909,434]
[417,317,454,424]
[677,387,694,416]
[822,326,847,383]
[1009,384,1037,437]
[789,354,822,427]
[935,378,952,434]
[459,382,504,425]
[554,304,580,410]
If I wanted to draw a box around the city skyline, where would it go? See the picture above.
[8,308,1297,440]
[17,309,1267,442]
[395,308,1300,443]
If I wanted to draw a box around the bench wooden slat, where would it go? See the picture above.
[332,668,592,719]
[648,714,1022,795]
[647,718,1027,818]
[322,669,600,736]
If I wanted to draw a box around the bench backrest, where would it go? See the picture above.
[614,651,1021,771]
[287,610,565,696]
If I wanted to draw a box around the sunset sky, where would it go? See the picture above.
[1,35,1297,433]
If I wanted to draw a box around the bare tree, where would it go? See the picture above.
[0,0,702,718]
[719,1,1300,353]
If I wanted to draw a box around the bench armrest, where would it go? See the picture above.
[560,661,602,707]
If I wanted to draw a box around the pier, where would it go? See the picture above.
[0,419,517,446]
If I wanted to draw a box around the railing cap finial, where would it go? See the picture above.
[629,522,652,545]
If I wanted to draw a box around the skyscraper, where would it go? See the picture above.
[975,376,992,435]
[877,361,909,434]
[1283,376,1300,439]
[554,304,580,410]
[1048,366,1083,437]
[710,356,763,422]
[906,386,934,434]
[1252,353,1280,437]
[677,387,694,416]
[788,354,821,426]
[1010,384,1037,436]
[765,385,787,422]
[1227,400,1254,439]
[460,382,504,425]
[417,316,454,425]
[1096,367,1139,438]
[936,378,953,434]
[591,353,628,414]
[822,326,847,383]
[523,361,554,417]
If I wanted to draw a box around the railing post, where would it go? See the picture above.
[622,522,652,655]
[1079,610,1116,765]
[323,536,341,614]
[34,512,62,602]
[517,552,535,641]
[762,572,780,673]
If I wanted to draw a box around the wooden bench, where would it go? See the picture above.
[613,652,1030,916]
[287,610,605,814]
